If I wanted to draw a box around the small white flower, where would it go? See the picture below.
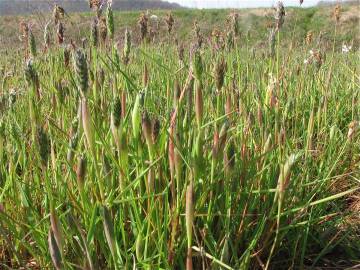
[150,15,159,21]
[342,44,352,54]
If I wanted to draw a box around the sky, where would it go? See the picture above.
[167,0,341,8]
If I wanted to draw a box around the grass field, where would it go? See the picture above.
[0,2,359,269]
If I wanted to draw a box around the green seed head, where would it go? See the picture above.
[192,48,203,81]
[111,96,122,128]
[106,3,114,40]
[37,126,50,165]
[24,59,38,87]
[28,30,37,58]
[123,28,131,64]
[73,49,89,95]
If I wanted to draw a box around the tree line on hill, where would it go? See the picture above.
[0,0,182,16]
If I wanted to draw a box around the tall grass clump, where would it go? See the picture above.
[0,2,359,270]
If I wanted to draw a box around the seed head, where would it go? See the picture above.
[229,13,239,36]
[177,41,185,63]
[28,30,37,58]
[57,22,65,44]
[224,140,235,171]
[275,1,285,30]
[101,206,116,258]
[268,28,276,57]
[214,57,227,92]
[76,154,87,188]
[81,98,95,154]
[277,154,298,195]
[73,49,89,94]
[19,21,29,41]
[50,209,63,252]
[142,111,153,146]
[152,118,161,143]
[44,21,51,49]
[138,13,148,42]
[111,96,122,128]
[48,229,63,270]
[226,31,234,50]
[132,93,142,139]
[90,19,99,47]
[195,81,203,129]
[165,12,175,34]
[193,21,203,48]
[192,48,203,81]
[24,59,38,87]
[106,3,114,40]
[53,4,65,25]
[63,45,71,68]
[99,17,107,44]
[123,28,131,65]
[334,4,341,23]
[37,126,50,165]
[66,122,79,163]
[347,121,358,141]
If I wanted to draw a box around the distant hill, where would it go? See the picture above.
[317,0,359,6]
[0,0,183,16]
